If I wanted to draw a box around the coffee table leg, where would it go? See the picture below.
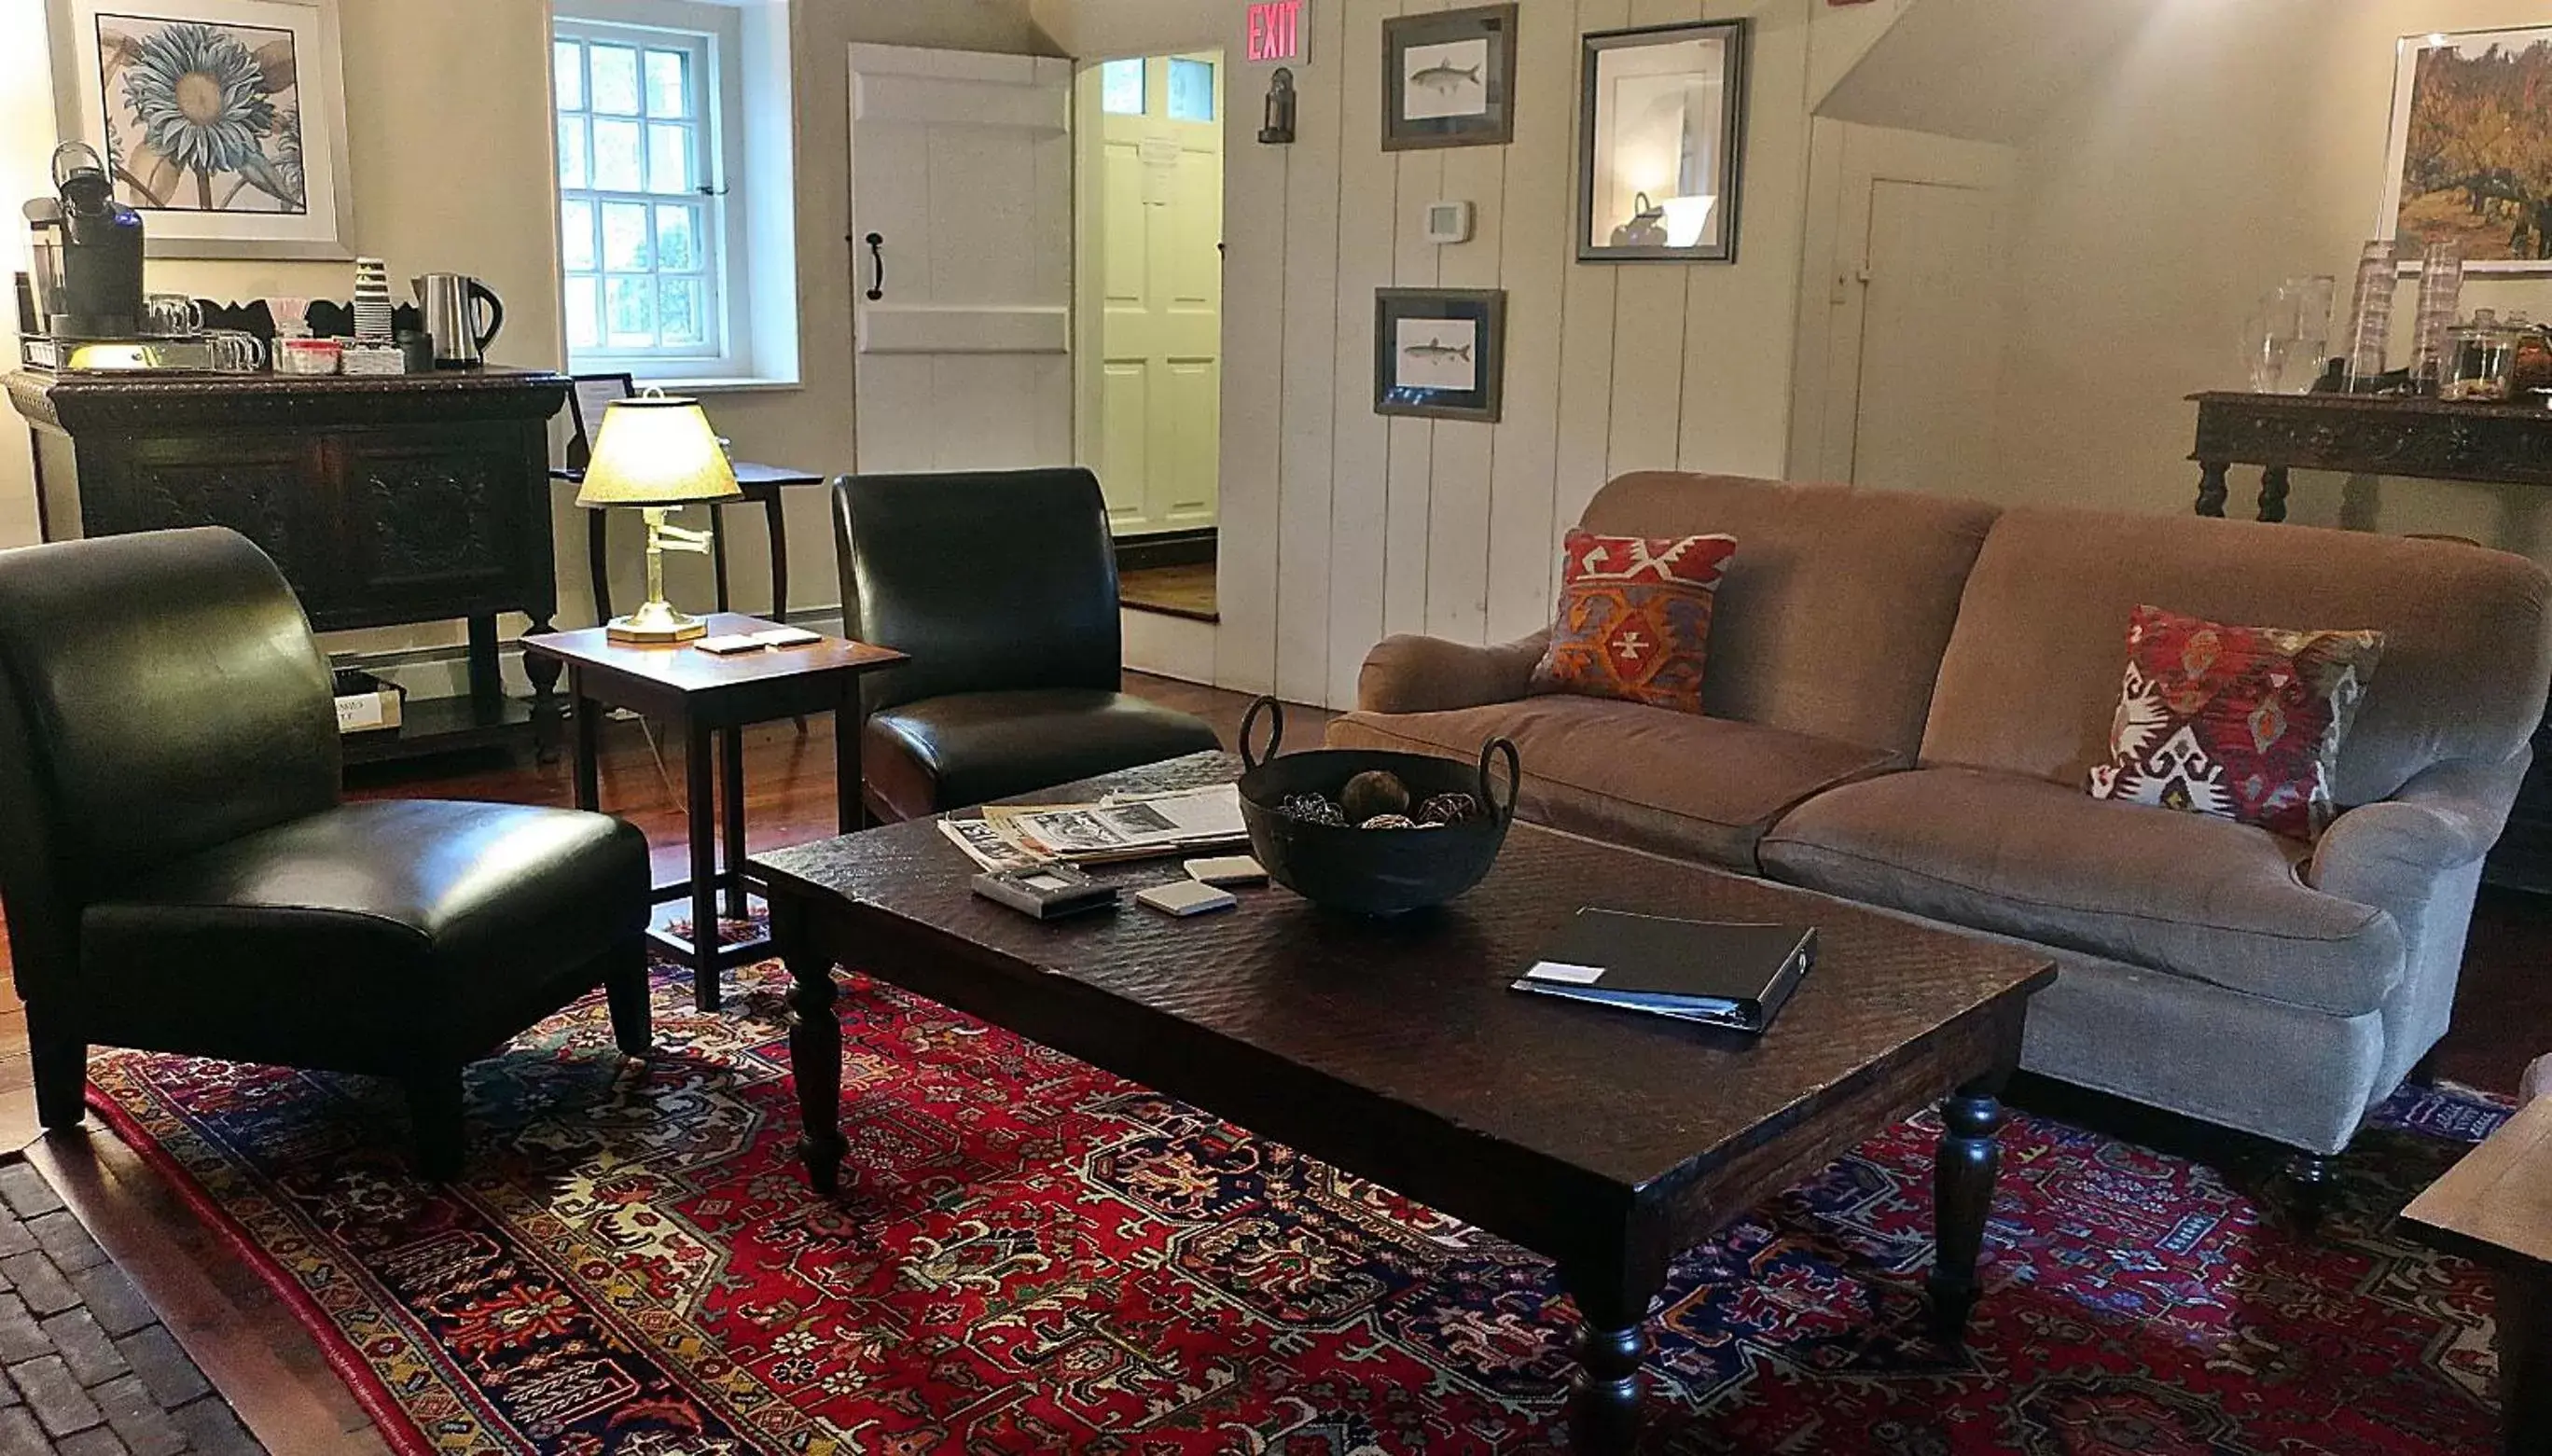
[1929,1077,2007,1342]
[1562,1266,1657,1455]
[2499,1267,2552,1453]
[774,898,848,1196]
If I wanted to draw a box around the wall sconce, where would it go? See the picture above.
[1260,67,1298,145]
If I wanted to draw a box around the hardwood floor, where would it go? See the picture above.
[0,668,2544,1453]
[1118,562,1220,623]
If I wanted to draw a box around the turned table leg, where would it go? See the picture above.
[1562,1263,1661,1455]
[776,899,848,1197]
[1929,1078,2007,1343]
[2258,465,2292,523]
[2196,461,2231,518]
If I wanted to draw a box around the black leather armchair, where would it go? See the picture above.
[833,468,1220,820]
[0,529,651,1179]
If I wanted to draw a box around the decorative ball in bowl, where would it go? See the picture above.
[1234,696,1520,916]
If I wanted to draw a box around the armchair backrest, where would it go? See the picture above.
[0,528,339,986]
[832,468,1124,714]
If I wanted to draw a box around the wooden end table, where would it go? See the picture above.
[2399,1093,2552,1453]
[522,615,906,1011]
[752,753,2055,1452]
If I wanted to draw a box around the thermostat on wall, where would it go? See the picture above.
[1425,201,1475,245]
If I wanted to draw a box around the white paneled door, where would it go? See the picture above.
[1080,53,1225,536]
[848,44,1075,474]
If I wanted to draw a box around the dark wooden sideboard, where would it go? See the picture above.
[2186,391,2552,891]
[6,367,570,764]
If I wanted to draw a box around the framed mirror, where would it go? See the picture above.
[1578,20,1748,263]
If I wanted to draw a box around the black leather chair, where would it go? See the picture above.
[833,468,1221,820]
[0,529,652,1179]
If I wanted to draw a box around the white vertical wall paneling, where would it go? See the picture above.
[1605,0,1703,478]
[1324,0,1403,709]
[1214,8,1288,695]
[1547,0,1631,606]
[1380,0,1452,643]
[1422,82,1507,643]
[1480,0,1578,644]
[1273,0,1352,705]
[1680,0,1810,476]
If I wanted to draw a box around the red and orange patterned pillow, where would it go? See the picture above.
[2087,604,2385,840]
[1529,529,1740,714]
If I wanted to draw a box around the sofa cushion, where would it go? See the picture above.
[1328,698,1900,871]
[2087,604,2385,839]
[1531,529,1738,713]
[1759,768,2405,1018]
[1580,473,1999,756]
[1923,506,2552,806]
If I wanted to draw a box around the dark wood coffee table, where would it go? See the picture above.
[751,754,2054,1452]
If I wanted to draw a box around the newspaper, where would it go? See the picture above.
[937,785,1247,870]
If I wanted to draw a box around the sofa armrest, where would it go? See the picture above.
[2307,752,2531,910]
[1356,631,1550,715]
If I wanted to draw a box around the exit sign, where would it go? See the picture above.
[1247,0,1309,64]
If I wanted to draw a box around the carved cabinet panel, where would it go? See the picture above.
[334,425,548,619]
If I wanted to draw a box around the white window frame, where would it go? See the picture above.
[553,0,795,387]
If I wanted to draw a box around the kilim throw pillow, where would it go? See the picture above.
[2087,604,2385,840]
[1528,529,1740,714]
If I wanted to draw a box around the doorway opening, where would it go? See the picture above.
[1074,49,1226,621]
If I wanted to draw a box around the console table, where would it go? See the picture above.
[7,367,570,765]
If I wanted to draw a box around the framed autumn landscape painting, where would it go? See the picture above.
[47,0,354,258]
[2381,27,2552,272]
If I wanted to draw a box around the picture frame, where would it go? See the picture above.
[1578,20,1748,263]
[46,0,356,259]
[2378,26,2552,273]
[1375,287,1505,423]
[1382,4,1519,152]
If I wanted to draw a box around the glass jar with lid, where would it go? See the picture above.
[2443,309,2523,402]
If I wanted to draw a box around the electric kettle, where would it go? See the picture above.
[412,272,505,367]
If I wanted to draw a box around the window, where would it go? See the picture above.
[1102,58,1145,116]
[555,20,720,366]
[1169,57,1216,122]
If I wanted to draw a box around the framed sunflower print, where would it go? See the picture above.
[47,0,354,258]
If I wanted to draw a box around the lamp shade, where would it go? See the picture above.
[575,394,743,508]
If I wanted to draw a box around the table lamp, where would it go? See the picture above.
[576,390,742,643]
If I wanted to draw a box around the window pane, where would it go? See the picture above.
[655,203,700,271]
[646,123,692,195]
[591,118,643,191]
[589,44,640,114]
[564,275,599,351]
[561,200,596,270]
[645,49,690,118]
[660,277,704,348]
[601,201,651,270]
[556,116,589,188]
[1169,58,1214,122]
[1102,58,1144,115]
[605,275,655,347]
[553,40,584,111]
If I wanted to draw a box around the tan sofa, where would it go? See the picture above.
[1330,472,2552,1171]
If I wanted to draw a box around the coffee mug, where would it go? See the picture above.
[142,293,203,338]
[203,330,266,372]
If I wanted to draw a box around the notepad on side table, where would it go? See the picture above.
[1512,908,1816,1033]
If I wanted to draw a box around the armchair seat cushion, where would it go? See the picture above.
[80,799,648,1061]
[865,689,1222,817]
[1328,698,1900,871]
[1759,768,2404,1017]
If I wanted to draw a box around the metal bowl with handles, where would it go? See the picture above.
[1234,697,1519,916]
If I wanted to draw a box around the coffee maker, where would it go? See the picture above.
[22,141,145,341]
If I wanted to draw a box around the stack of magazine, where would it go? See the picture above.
[940,784,1248,871]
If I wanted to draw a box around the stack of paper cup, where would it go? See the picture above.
[352,257,395,342]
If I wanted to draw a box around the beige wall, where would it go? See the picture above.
[1155,0,1900,709]
[1995,0,2552,562]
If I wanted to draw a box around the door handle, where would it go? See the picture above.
[865,232,885,301]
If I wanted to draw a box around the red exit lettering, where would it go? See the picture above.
[1247,0,1306,63]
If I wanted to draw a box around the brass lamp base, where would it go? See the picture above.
[605,598,707,644]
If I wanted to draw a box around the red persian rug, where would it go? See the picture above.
[86,952,2505,1454]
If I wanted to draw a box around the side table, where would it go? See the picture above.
[521,615,908,1010]
[2398,1092,2552,1453]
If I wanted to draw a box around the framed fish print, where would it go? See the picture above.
[1375,287,1505,422]
[1579,19,1748,262]
[46,0,356,258]
[1382,4,1519,152]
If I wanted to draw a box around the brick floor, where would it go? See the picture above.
[0,1157,260,1456]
